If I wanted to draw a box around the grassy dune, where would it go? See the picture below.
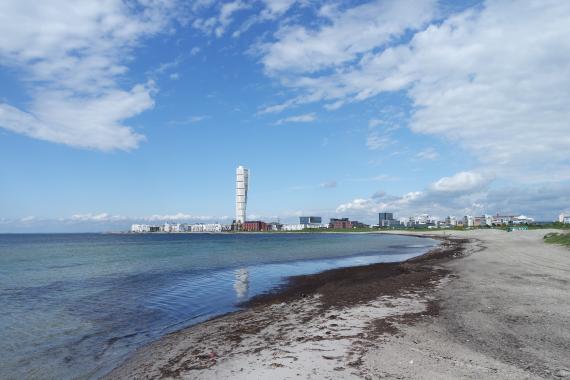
[544,232,570,247]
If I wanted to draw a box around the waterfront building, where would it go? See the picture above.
[242,221,268,232]
[379,212,400,227]
[130,224,151,233]
[351,221,370,228]
[300,216,322,224]
[463,215,474,227]
[512,215,534,225]
[560,213,570,224]
[236,165,249,225]
[170,223,185,233]
[407,214,438,228]
[281,224,306,231]
[267,222,283,231]
[490,214,534,226]
[445,216,458,226]
[190,223,223,232]
[282,223,327,231]
[329,218,353,229]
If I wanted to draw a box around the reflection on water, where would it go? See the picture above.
[234,268,249,300]
[0,233,437,379]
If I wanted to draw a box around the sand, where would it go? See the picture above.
[105,229,570,379]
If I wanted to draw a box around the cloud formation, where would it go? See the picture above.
[275,112,316,125]
[320,181,337,189]
[0,212,232,232]
[0,0,180,151]
[336,170,570,221]
[259,0,436,74]
[257,0,570,181]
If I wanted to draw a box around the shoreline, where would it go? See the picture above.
[106,229,570,379]
[105,234,466,379]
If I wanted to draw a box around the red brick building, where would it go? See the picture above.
[242,221,269,232]
[329,218,353,229]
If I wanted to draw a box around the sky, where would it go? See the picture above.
[0,0,569,232]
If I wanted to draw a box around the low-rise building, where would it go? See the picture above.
[242,221,268,232]
[445,216,458,226]
[131,224,151,233]
[190,223,223,232]
[512,215,534,225]
[281,223,305,231]
[351,221,370,228]
[329,218,352,229]
[267,222,283,231]
[492,214,515,226]
[300,216,322,224]
[559,213,570,224]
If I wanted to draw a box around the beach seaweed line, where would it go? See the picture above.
[106,236,469,379]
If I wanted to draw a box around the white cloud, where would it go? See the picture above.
[260,0,298,19]
[368,119,383,128]
[0,212,233,232]
[429,171,492,193]
[232,0,299,37]
[415,148,439,160]
[193,0,250,37]
[275,112,316,125]
[320,181,337,189]
[336,171,492,217]
[257,1,570,181]
[0,0,179,151]
[334,171,570,221]
[366,132,392,150]
[68,212,230,223]
[169,115,209,126]
[258,0,436,74]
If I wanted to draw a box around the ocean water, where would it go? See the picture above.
[0,233,437,379]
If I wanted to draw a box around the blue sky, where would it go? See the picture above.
[1,0,569,232]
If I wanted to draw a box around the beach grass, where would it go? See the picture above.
[543,232,570,247]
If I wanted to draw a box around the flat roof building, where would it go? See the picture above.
[300,216,322,224]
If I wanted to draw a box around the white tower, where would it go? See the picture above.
[235,165,249,224]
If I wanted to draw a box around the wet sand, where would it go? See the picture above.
[106,229,570,379]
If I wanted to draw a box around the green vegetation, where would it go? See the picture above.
[544,232,570,247]
[528,222,570,230]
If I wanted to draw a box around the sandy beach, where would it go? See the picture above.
[106,229,570,379]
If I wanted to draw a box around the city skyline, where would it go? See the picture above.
[1,0,570,232]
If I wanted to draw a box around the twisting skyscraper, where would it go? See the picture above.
[235,166,249,224]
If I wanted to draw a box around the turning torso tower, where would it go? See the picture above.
[235,166,249,224]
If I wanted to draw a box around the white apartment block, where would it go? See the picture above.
[131,224,151,233]
[281,223,327,231]
[190,223,223,232]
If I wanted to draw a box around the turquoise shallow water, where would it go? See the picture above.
[0,233,437,379]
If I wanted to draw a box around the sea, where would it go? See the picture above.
[0,232,437,379]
